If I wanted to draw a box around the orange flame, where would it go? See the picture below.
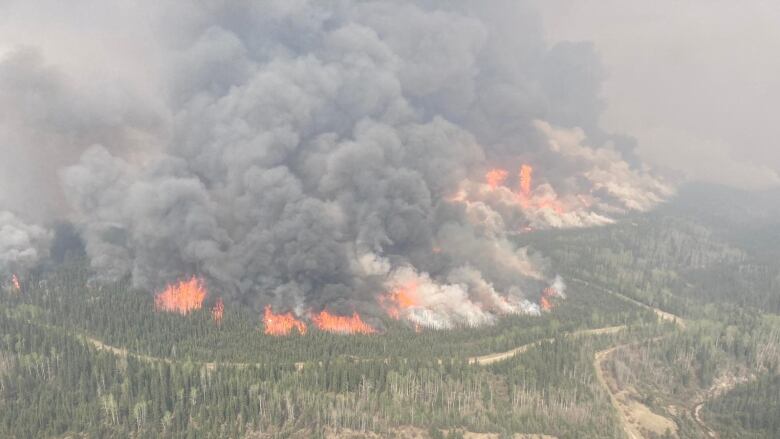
[540,287,557,311]
[519,164,533,198]
[379,282,420,320]
[486,168,509,189]
[212,298,224,326]
[263,305,307,336]
[311,310,376,334]
[11,274,20,293]
[154,276,207,314]
[535,196,566,214]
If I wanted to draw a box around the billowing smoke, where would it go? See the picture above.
[0,47,164,222]
[3,1,673,329]
[0,211,51,274]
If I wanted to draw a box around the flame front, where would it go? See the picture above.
[540,287,557,311]
[311,310,376,334]
[264,305,307,335]
[379,282,420,320]
[212,298,224,325]
[486,168,508,189]
[519,164,533,198]
[11,274,20,292]
[453,162,595,231]
[154,276,207,314]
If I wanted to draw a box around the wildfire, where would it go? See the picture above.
[519,164,533,198]
[154,276,207,314]
[480,164,569,215]
[10,274,20,293]
[310,310,376,334]
[540,287,557,311]
[534,196,566,214]
[212,298,224,326]
[263,305,307,335]
[379,282,420,320]
[486,168,509,189]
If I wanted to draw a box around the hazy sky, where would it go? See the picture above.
[1,0,779,193]
[535,0,780,189]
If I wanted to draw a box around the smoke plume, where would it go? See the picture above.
[2,1,673,328]
[0,211,51,274]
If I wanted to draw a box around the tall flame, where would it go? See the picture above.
[311,310,376,334]
[519,164,533,198]
[11,274,20,293]
[481,164,568,215]
[379,282,420,320]
[263,305,307,336]
[486,168,509,189]
[540,287,557,311]
[212,298,224,326]
[154,276,207,314]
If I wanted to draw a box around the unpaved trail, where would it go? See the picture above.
[83,335,259,371]
[84,335,170,364]
[594,337,676,439]
[692,376,748,439]
[81,324,627,371]
[575,279,687,439]
[570,278,686,329]
[694,401,717,439]
[470,325,626,366]
[594,344,642,439]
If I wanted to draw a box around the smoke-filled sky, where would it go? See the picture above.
[0,0,771,327]
[534,0,780,189]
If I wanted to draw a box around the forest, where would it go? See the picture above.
[1,184,779,438]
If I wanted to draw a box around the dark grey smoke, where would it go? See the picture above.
[4,1,671,326]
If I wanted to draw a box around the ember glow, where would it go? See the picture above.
[519,164,533,198]
[310,310,376,334]
[540,287,556,311]
[212,299,224,326]
[154,276,207,314]
[486,168,509,189]
[11,274,20,292]
[379,282,421,320]
[449,162,612,231]
[263,305,307,336]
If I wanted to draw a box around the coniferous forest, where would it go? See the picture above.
[0,184,779,438]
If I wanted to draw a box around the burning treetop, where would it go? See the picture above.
[263,305,307,336]
[310,310,376,335]
[155,277,207,315]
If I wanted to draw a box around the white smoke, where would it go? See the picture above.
[0,211,51,273]
[549,275,567,299]
[449,120,673,232]
[364,254,540,329]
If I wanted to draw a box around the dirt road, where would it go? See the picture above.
[594,335,683,439]
[470,325,626,366]
[570,278,686,329]
[575,278,688,439]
